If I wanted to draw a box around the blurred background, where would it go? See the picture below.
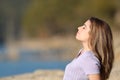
[0,0,120,78]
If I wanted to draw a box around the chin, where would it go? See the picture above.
[75,36,78,39]
[76,36,80,41]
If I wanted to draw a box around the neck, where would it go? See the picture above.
[82,41,91,51]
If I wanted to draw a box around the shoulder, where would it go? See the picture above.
[78,51,101,75]
[78,51,100,63]
[79,51,99,62]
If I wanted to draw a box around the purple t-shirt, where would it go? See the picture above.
[63,49,101,80]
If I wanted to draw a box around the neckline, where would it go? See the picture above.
[76,48,92,58]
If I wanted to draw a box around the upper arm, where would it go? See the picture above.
[79,52,101,80]
[88,74,101,80]
[81,58,100,75]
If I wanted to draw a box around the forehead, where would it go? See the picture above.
[84,20,91,26]
[84,20,91,31]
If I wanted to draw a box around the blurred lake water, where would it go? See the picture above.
[0,46,70,77]
[0,59,69,77]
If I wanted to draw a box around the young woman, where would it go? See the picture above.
[63,17,114,80]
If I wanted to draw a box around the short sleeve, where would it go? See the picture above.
[80,52,101,75]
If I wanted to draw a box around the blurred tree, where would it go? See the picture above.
[22,0,117,38]
[23,0,88,37]
[0,0,31,41]
[0,0,118,38]
[0,14,6,46]
[114,0,120,29]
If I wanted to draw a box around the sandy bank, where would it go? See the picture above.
[0,70,64,80]
[0,68,120,80]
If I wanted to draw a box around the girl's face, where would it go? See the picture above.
[76,20,91,42]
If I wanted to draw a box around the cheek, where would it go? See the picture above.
[84,33,90,39]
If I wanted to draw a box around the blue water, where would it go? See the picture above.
[0,46,70,77]
[0,60,70,77]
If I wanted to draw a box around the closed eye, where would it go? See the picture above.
[83,24,87,29]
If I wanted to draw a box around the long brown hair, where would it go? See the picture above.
[88,17,114,80]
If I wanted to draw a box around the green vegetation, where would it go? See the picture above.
[0,0,120,38]
[22,0,118,37]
